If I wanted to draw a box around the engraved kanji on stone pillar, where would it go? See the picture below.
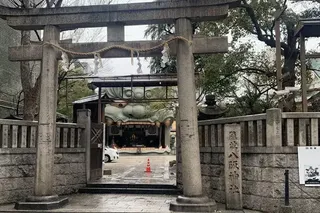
[224,124,242,210]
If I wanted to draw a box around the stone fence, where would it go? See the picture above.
[177,108,320,213]
[0,119,86,205]
[0,119,85,148]
[197,108,320,148]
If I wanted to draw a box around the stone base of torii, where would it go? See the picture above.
[0,0,239,212]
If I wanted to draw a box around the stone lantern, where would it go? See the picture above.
[198,95,227,120]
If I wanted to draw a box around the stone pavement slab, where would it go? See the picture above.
[102,155,176,185]
[0,193,262,213]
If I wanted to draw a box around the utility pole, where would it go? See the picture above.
[300,33,308,112]
[275,13,283,110]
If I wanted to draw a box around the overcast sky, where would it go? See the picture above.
[62,0,320,77]
[65,0,155,77]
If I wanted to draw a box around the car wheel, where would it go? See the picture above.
[105,155,111,162]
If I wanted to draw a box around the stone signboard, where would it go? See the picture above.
[224,124,242,210]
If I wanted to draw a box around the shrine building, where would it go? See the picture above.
[73,74,176,153]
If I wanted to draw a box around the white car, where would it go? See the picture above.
[104,147,119,162]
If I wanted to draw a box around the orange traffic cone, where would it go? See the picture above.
[145,158,152,173]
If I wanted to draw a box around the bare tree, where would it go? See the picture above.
[15,0,62,120]
[4,0,114,120]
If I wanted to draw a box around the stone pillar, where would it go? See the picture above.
[300,33,308,112]
[15,25,68,210]
[35,25,60,197]
[170,18,216,212]
[266,108,282,147]
[164,125,171,148]
[98,86,102,123]
[159,125,162,147]
[108,25,125,42]
[175,107,182,188]
[77,109,91,182]
[224,124,242,210]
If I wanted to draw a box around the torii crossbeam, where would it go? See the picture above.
[0,0,240,212]
[1,0,239,30]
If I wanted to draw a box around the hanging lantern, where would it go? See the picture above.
[155,121,161,128]
[117,121,122,127]
[164,119,171,127]
[106,119,113,126]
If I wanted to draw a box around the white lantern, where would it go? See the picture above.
[155,121,161,128]
[164,119,171,127]
[106,119,113,126]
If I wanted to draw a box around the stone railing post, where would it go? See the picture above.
[77,109,91,182]
[266,108,282,147]
[175,107,182,188]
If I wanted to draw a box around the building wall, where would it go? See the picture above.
[0,148,86,204]
[0,19,21,118]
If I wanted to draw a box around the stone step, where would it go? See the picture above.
[78,187,181,195]
[86,183,177,189]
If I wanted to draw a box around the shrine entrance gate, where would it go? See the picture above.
[2,0,239,211]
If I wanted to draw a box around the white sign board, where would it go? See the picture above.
[298,146,320,186]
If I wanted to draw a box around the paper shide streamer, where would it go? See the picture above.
[161,43,170,68]
[93,53,103,74]
[136,51,142,74]
[61,51,69,71]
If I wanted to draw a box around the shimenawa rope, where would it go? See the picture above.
[43,36,192,56]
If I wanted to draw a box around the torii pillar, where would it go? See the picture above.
[15,25,69,210]
[170,18,216,212]
[3,1,234,211]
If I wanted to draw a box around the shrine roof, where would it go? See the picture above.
[90,74,178,88]
[295,18,320,37]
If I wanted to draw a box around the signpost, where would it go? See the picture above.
[224,124,242,209]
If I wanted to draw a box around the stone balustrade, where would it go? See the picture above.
[198,108,320,148]
[0,119,87,205]
[55,123,85,148]
[282,112,320,146]
[176,108,320,212]
[198,113,267,147]
[0,119,85,148]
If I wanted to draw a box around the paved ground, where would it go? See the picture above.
[0,194,262,213]
[100,155,176,185]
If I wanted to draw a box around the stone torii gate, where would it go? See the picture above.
[1,0,239,211]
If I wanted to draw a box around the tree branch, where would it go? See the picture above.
[196,88,206,101]
[45,0,55,8]
[34,0,45,7]
[270,0,288,34]
[55,0,63,7]
[236,68,276,77]
[242,76,262,94]
[33,30,41,41]
[240,0,289,53]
